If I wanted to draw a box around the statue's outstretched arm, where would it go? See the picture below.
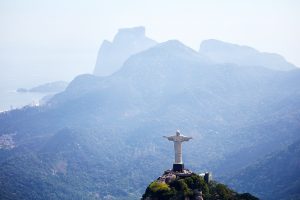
[163,136,174,141]
[183,136,192,141]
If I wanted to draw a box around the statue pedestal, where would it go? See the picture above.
[173,163,184,172]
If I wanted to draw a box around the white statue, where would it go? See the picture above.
[163,130,192,164]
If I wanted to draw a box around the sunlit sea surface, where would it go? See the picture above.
[0,89,48,112]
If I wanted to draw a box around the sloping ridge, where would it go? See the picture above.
[199,39,297,71]
[228,140,300,200]
[1,37,300,200]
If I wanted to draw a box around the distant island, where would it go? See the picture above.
[17,81,68,93]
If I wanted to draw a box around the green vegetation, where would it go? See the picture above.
[1,40,300,199]
[142,174,258,200]
[149,182,171,193]
[146,182,174,200]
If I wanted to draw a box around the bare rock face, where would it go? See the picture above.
[158,169,193,184]
[93,26,157,76]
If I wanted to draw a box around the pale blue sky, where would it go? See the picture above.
[0,0,299,84]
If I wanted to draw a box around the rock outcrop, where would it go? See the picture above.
[93,26,157,76]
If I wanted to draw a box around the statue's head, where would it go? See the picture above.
[176,130,181,136]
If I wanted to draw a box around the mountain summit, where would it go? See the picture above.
[93,26,157,76]
[142,170,258,200]
[199,39,296,71]
[1,28,300,199]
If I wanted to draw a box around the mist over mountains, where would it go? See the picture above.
[0,27,299,200]
[228,140,300,200]
[93,26,157,76]
[199,39,296,71]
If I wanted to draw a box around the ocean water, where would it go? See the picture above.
[0,89,47,112]
[0,76,52,112]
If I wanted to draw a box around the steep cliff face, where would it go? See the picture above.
[93,26,157,76]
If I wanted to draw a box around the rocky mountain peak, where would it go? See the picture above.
[113,26,146,42]
[93,26,157,76]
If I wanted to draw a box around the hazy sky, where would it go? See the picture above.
[0,0,299,85]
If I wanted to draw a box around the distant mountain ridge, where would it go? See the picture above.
[93,26,157,76]
[0,29,300,199]
[199,39,296,71]
[94,29,297,78]
[17,81,68,93]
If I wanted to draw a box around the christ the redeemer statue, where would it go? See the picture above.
[164,130,192,172]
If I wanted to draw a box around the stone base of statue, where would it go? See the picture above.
[173,163,184,172]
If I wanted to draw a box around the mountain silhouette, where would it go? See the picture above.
[0,37,299,199]
[199,39,296,71]
[93,26,157,76]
